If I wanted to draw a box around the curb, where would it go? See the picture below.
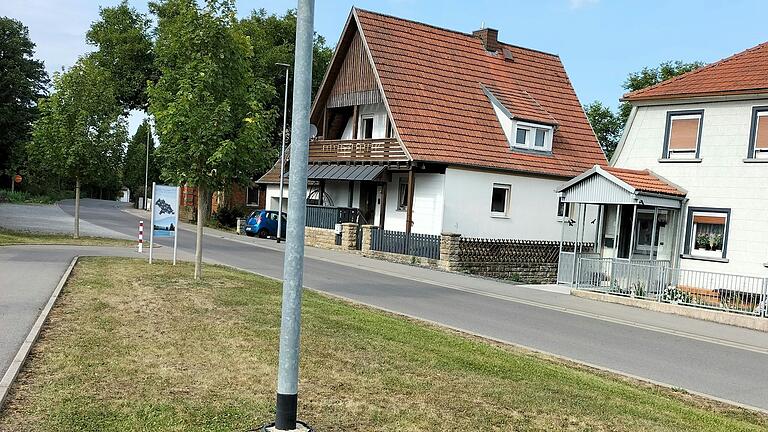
[0,256,78,409]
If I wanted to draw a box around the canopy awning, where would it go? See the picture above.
[556,165,687,209]
[306,164,386,181]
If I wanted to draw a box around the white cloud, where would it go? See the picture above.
[569,0,599,9]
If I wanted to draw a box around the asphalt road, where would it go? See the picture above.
[11,199,768,411]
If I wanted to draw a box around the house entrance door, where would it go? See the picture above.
[359,182,377,224]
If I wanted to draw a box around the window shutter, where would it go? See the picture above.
[755,115,768,150]
[693,215,725,225]
[669,118,700,150]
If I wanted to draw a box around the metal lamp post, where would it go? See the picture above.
[276,62,291,243]
[143,118,151,210]
[268,0,314,430]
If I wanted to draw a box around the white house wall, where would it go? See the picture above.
[383,172,444,235]
[441,167,597,240]
[614,99,768,276]
[341,102,389,139]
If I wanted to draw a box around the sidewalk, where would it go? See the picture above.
[123,207,768,353]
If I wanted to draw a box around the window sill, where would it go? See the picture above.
[743,158,768,163]
[680,254,729,263]
[658,158,702,163]
[491,213,510,219]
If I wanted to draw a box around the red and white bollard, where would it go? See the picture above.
[138,220,144,253]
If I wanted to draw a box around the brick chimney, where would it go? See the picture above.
[473,28,499,53]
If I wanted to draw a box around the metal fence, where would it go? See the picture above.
[370,227,441,259]
[305,205,360,229]
[575,257,768,317]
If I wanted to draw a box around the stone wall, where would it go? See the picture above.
[304,223,358,251]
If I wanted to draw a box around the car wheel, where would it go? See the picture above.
[257,228,269,238]
[245,231,255,237]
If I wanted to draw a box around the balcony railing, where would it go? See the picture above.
[309,138,408,163]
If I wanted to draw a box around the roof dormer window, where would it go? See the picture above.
[512,121,553,152]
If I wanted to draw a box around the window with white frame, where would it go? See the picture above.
[685,208,730,260]
[663,111,703,159]
[748,107,768,159]
[513,121,553,152]
[397,177,408,211]
[386,118,394,138]
[490,183,511,217]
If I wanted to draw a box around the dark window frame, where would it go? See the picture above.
[683,206,731,261]
[662,109,704,160]
[747,106,768,159]
[246,185,260,206]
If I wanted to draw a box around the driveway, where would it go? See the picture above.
[3,199,768,411]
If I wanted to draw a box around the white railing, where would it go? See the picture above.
[575,257,768,317]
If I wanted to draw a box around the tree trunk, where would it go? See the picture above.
[74,177,81,239]
[194,185,208,279]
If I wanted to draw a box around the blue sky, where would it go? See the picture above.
[3,0,768,134]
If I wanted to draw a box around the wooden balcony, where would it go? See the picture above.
[309,138,409,163]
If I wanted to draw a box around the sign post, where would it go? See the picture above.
[138,221,144,253]
[148,183,180,264]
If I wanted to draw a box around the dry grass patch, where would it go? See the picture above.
[0,229,134,247]
[0,257,766,431]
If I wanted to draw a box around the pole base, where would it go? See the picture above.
[257,421,313,432]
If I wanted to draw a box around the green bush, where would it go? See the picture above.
[0,189,75,204]
[213,206,247,228]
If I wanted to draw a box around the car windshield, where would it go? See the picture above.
[247,211,258,219]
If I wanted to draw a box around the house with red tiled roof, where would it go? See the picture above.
[258,8,605,241]
[556,42,768,302]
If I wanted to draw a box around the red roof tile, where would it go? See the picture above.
[348,9,606,178]
[484,84,558,126]
[602,167,686,197]
[623,41,768,101]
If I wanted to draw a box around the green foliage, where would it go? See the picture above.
[618,60,705,124]
[213,205,246,228]
[238,8,333,148]
[585,60,705,159]
[27,57,127,189]
[0,17,49,184]
[122,120,160,203]
[583,101,622,160]
[148,0,276,192]
[0,189,75,204]
[87,1,157,111]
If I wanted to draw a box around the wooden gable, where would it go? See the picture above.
[326,32,381,108]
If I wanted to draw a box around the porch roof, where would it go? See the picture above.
[556,165,687,208]
[256,162,387,184]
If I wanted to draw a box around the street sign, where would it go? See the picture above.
[13,175,22,184]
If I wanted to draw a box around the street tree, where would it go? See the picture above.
[123,120,160,205]
[0,17,49,188]
[584,101,623,160]
[148,0,274,279]
[28,57,126,238]
[238,8,332,148]
[86,1,157,111]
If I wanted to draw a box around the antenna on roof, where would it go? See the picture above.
[480,20,485,29]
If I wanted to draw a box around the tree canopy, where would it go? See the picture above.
[238,8,333,149]
[87,1,157,111]
[0,17,49,184]
[28,56,126,192]
[585,60,705,160]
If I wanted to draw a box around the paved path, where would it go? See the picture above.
[2,200,768,411]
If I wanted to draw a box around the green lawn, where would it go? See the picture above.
[0,229,134,247]
[0,258,766,431]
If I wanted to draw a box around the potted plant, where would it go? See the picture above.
[696,234,709,250]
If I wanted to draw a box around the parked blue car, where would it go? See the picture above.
[244,210,286,238]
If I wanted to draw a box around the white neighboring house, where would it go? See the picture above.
[561,41,768,279]
[258,8,606,240]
